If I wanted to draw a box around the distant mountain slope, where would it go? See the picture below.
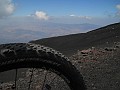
[0,22,99,44]
[30,23,120,56]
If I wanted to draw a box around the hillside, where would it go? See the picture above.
[0,22,99,44]
[30,23,120,56]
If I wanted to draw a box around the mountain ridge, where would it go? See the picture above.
[30,22,120,56]
[0,22,99,43]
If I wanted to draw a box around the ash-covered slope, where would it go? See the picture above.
[30,23,120,56]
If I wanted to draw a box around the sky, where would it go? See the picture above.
[12,0,120,17]
[0,0,120,21]
[0,0,120,43]
[12,0,119,17]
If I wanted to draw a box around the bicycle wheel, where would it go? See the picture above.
[0,43,86,90]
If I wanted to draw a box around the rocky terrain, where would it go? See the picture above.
[70,42,120,90]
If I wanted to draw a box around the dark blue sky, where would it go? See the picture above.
[13,0,120,17]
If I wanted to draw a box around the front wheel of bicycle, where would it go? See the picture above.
[0,43,86,90]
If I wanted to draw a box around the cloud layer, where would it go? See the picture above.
[35,11,49,20]
[69,14,92,20]
[0,0,15,18]
[116,4,120,17]
[116,5,120,10]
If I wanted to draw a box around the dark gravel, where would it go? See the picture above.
[70,44,120,90]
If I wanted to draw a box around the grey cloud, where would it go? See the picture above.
[0,0,15,18]
[116,4,120,17]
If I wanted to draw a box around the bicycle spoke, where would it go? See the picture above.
[0,82,3,90]
[60,84,68,90]
[28,68,34,90]
[41,70,48,90]
[14,69,18,90]
[49,74,58,85]
[45,84,51,90]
